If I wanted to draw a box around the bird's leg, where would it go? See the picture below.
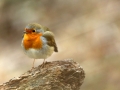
[43,59,46,67]
[41,59,46,68]
[32,59,35,69]
[43,59,45,64]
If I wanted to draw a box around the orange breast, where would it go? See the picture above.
[23,33,43,50]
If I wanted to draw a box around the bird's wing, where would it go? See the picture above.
[42,30,58,52]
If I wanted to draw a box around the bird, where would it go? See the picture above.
[21,23,58,68]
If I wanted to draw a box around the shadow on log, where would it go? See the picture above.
[0,60,85,90]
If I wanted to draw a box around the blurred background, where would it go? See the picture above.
[0,0,120,90]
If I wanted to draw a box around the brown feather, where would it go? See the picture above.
[43,31,58,52]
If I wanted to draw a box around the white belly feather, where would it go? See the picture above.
[21,36,54,59]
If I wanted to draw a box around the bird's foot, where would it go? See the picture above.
[31,66,35,71]
[40,61,47,68]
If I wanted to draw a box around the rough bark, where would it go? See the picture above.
[0,60,85,90]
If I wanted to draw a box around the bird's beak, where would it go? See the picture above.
[24,28,32,34]
[23,31,26,33]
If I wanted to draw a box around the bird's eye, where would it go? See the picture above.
[32,30,35,32]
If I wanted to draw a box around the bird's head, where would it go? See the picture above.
[24,23,45,34]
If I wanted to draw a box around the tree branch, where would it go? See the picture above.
[0,60,85,90]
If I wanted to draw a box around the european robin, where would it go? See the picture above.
[21,23,58,68]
